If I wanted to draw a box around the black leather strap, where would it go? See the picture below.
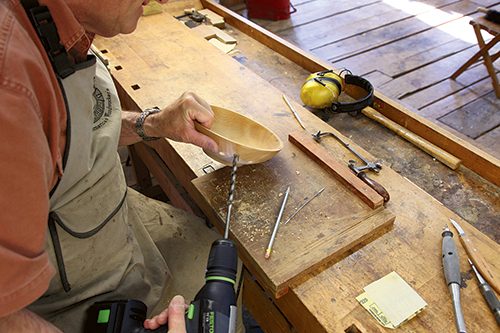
[21,0,73,197]
[330,74,374,113]
[21,0,74,78]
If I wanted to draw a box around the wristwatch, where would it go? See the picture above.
[136,107,162,141]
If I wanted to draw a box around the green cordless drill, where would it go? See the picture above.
[84,238,238,333]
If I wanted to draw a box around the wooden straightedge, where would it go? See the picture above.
[289,131,384,209]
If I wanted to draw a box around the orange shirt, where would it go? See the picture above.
[0,0,93,317]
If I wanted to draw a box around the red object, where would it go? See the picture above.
[246,0,296,20]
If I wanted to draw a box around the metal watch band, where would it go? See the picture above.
[136,107,162,141]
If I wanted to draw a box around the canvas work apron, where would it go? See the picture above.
[27,54,170,332]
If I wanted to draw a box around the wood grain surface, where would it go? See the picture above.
[192,144,395,298]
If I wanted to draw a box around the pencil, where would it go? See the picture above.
[283,95,306,130]
[265,186,291,259]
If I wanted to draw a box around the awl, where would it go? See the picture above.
[442,224,467,333]
[450,218,500,295]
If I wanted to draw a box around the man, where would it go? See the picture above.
[0,0,228,331]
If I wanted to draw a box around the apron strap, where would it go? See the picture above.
[20,0,74,78]
[21,0,73,196]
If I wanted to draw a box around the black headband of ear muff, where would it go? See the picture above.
[330,74,374,113]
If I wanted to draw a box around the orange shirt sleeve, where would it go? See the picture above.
[0,0,82,317]
[0,14,65,316]
[0,86,58,317]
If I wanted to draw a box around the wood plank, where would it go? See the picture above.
[276,1,406,51]
[418,75,496,119]
[380,39,474,78]
[245,0,380,34]
[334,28,474,76]
[363,70,392,87]
[472,0,500,6]
[314,12,431,62]
[401,63,492,110]
[379,44,480,99]
[288,131,384,209]
[312,1,477,62]
[439,91,500,138]
[477,124,500,154]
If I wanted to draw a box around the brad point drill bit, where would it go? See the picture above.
[225,154,239,239]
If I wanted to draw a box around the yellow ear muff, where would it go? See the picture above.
[300,71,345,109]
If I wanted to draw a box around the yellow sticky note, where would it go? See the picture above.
[357,271,427,328]
[356,292,395,329]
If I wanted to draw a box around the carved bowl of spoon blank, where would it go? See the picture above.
[195,106,283,166]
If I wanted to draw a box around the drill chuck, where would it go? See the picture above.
[206,239,238,282]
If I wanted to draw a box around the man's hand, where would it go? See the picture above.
[147,91,218,152]
[144,295,189,332]
[120,91,219,151]
[144,91,218,152]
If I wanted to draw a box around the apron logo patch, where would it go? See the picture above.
[92,86,113,131]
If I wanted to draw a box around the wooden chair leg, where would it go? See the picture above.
[451,25,500,81]
[475,24,500,97]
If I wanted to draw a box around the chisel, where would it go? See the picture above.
[469,259,500,327]
[450,218,500,295]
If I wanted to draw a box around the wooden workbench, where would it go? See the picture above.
[93,2,500,332]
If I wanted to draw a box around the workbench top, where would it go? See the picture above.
[93,4,500,332]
